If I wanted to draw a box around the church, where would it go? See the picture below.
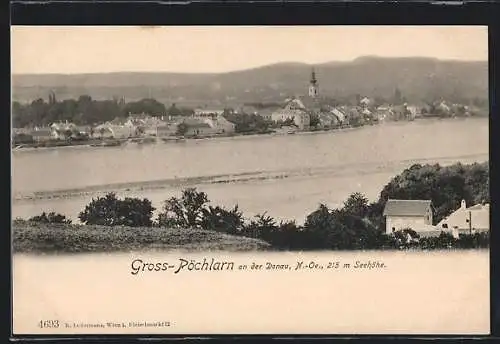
[271,68,346,130]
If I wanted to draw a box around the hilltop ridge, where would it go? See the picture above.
[12,56,488,106]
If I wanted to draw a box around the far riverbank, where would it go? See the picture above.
[12,116,486,152]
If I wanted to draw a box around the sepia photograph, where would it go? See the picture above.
[11,26,489,335]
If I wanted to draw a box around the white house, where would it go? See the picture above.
[360,97,372,107]
[30,127,55,142]
[330,107,347,124]
[50,121,77,140]
[257,108,275,121]
[406,105,421,118]
[139,118,169,136]
[205,115,236,134]
[92,123,135,139]
[156,123,179,138]
[92,125,114,139]
[108,125,136,139]
[316,112,340,129]
[271,98,311,130]
[194,109,225,118]
[185,123,218,137]
[437,200,489,238]
[180,118,219,137]
[383,199,435,236]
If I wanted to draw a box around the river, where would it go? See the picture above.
[11,118,489,223]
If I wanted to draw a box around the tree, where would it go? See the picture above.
[123,98,166,116]
[29,212,72,224]
[341,192,369,218]
[157,188,209,229]
[200,205,245,234]
[13,133,34,144]
[79,193,155,227]
[176,122,189,136]
[222,113,270,133]
[394,88,403,105]
[63,129,73,140]
[309,113,320,128]
[167,103,183,117]
[243,213,277,240]
[303,204,346,248]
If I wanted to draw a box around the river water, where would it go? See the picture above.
[11,118,489,223]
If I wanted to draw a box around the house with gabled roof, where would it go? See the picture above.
[271,98,311,130]
[437,200,489,238]
[30,127,54,142]
[383,199,435,236]
[330,107,347,124]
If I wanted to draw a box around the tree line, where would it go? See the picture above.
[24,162,489,250]
[12,96,196,128]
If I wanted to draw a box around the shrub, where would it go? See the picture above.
[419,232,456,250]
[243,213,278,241]
[200,205,245,234]
[456,232,489,249]
[157,188,209,229]
[78,193,155,227]
[29,212,72,224]
[13,133,34,145]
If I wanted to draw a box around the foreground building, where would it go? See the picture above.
[437,200,489,238]
[383,199,436,236]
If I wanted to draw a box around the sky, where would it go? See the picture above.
[11,26,488,74]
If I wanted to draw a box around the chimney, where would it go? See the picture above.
[461,199,466,210]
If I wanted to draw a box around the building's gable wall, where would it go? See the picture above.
[386,215,426,234]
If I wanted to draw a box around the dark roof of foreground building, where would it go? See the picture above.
[383,199,432,217]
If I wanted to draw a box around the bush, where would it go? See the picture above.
[419,232,456,250]
[456,232,489,249]
[29,212,72,224]
[13,133,34,145]
[242,213,278,241]
[157,188,209,229]
[200,205,245,234]
[78,193,155,227]
[390,228,420,249]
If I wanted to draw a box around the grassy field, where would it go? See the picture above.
[12,221,270,254]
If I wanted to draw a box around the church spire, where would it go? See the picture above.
[308,67,319,98]
[310,67,317,85]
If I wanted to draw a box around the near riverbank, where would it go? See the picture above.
[12,221,271,254]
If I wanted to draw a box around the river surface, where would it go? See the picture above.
[11,118,489,223]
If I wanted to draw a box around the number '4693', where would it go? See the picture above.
[38,320,59,328]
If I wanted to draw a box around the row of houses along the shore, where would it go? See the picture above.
[15,111,237,143]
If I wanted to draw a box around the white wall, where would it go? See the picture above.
[386,216,426,235]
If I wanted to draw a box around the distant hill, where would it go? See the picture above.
[12,56,488,107]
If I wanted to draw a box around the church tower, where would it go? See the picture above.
[308,67,319,98]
